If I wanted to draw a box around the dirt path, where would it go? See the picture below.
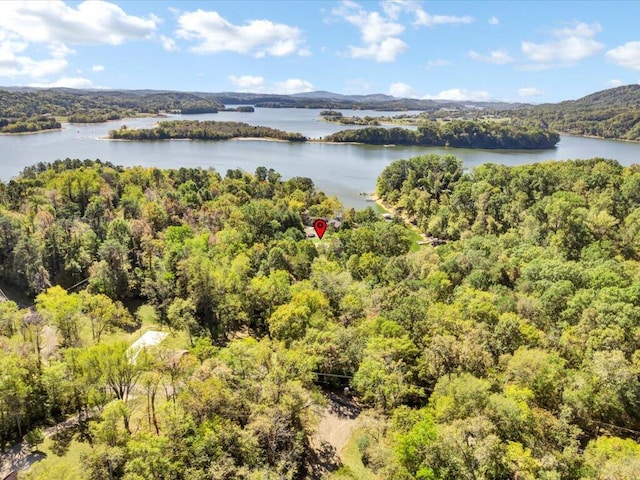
[3,393,360,479]
[309,392,362,479]
[0,412,93,479]
[370,194,428,240]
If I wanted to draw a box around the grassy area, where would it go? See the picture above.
[24,435,91,480]
[328,431,378,480]
[16,307,186,479]
[373,200,424,252]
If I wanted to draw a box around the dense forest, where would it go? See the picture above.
[2,156,640,478]
[109,120,306,141]
[0,89,223,132]
[324,120,560,149]
[506,84,640,141]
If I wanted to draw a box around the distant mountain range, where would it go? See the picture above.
[0,85,530,111]
[2,84,638,111]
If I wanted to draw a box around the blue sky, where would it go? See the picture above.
[1,0,640,102]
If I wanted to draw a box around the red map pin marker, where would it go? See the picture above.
[313,219,327,239]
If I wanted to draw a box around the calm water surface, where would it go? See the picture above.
[1,108,639,208]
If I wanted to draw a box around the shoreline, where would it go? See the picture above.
[0,128,62,136]
[229,137,290,143]
[559,132,640,144]
[100,136,296,143]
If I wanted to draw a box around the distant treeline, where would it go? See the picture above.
[323,120,560,149]
[0,89,223,132]
[109,120,307,141]
[68,110,124,123]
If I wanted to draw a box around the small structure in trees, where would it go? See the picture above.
[127,331,168,362]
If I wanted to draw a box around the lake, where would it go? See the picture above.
[1,108,640,208]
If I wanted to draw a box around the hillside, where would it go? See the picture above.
[566,84,640,109]
[507,84,640,141]
[0,89,223,131]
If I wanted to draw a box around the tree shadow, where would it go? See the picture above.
[308,441,340,480]
[50,428,75,457]
[326,392,361,420]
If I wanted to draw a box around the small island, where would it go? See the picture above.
[109,120,306,142]
[0,115,61,134]
[221,106,255,112]
[320,111,381,126]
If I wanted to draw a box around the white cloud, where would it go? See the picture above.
[0,2,157,82]
[0,35,68,78]
[606,42,640,71]
[427,59,451,68]
[176,10,307,57]
[48,43,75,59]
[332,1,407,62]
[608,79,624,87]
[380,0,406,20]
[333,1,472,62]
[226,76,314,94]
[489,16,499,25]
[521,21,603,65]
[160,35,179,52]
[333,3,404,43]
[28,76,93,88]
[414,10,474,27]
[228,75,265,90]
[348,37,407,62]
[553,22,602,38]
[92,65,105,72]
[272,78,314,94]
[0,1,157,45]
[518,87,544,97]
[388,82,418,98]
[380,0,474,27]
[468,49,514,64]
[423,88,491,102]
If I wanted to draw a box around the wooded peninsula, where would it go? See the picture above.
[0,89,223,132]
[324,121,560,149]
[2,156,640,479]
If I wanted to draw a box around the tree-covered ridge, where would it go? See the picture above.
[3,158,640,478]
[109,120,307,141]
[0,89,223,131]
[323,120,560,149]
[507,84,640,141]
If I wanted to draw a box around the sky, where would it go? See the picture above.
[1,0,640,103]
